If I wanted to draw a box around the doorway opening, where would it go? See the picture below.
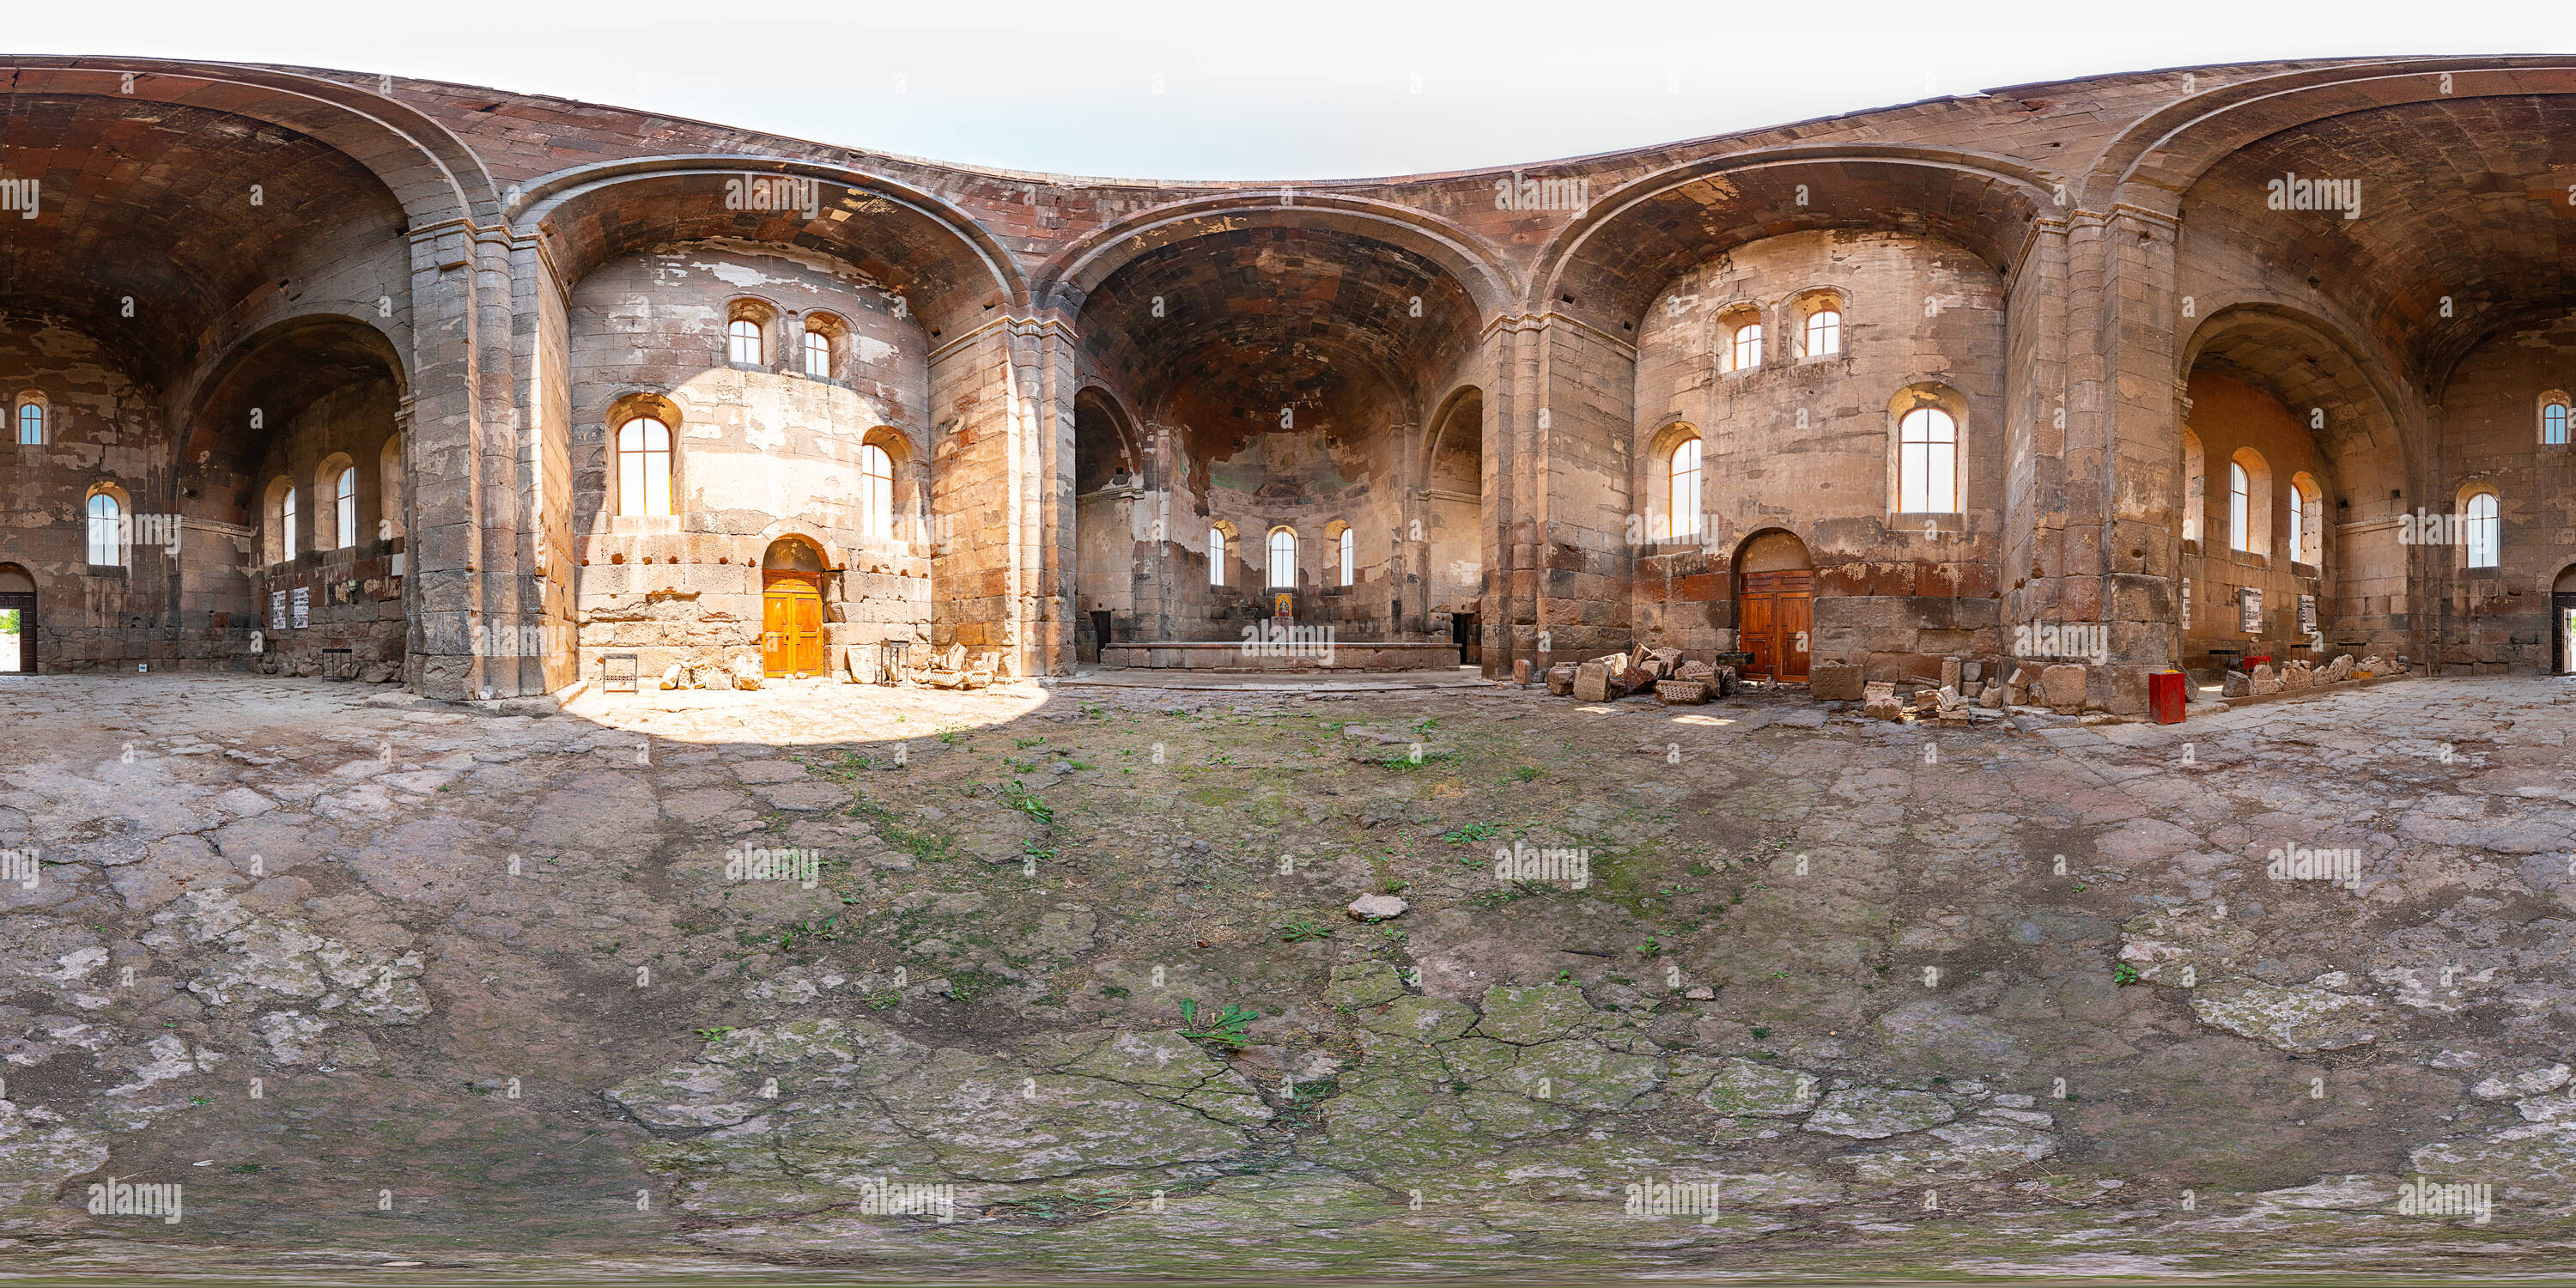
[1735,531,1814,682]
[2555,566,2576,675]
[0,564,31,674]
[761,538,828,678]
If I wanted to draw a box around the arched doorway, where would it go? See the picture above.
[0,564,32,674]
[760,538,828,677]
[1736,531,1814,682]
[2555,565,2576,675]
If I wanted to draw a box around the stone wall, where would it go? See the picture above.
[567,244,933,682]
[2436,316,2576,672]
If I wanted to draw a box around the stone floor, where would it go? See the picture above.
[1,670,2573,1279]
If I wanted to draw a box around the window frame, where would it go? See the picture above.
[616,416,675,518]
[727,318,764,367]
[2228,462,2251,552]
[1727,319,1764,373]
[860,443,895,539]
[1895,405,1958,514]
[803,329,832,379]
[2464,490,2500,569]
[87,492,123,567]
[283,486,298,560]
[1209,526,1227,587]
[1337,526,1354,586]
[2543,398,2570,447]
[1267,527,1297,589]
[1671,436,1703,539]
[1801,307,1841,358]
[333,466,358,550]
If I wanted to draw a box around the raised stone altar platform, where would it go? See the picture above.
[1097,641,1460,671]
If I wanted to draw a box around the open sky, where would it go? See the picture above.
[9,0,2572,179]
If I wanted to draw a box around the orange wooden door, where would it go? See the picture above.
[1741,582,1778,679]
[762,573,824,676]
[1740,570,1814,681]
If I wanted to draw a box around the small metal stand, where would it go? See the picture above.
[879,639,911,686]
[602,652,641,694]
[321,647,356,681]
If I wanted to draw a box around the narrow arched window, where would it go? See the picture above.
[2465,492,2500,568]
[804,330,831,379]
[2228,462,2251,551]
[1670,438,1703,539]
[2545,401,2570,446]
[1728,321,1763,372]
[617,418,672,517]
[860,443,894,539]
[1338,527,1354,586]
[1209,526,1226,586]
[1897,407,1957,513]
[728,319,763,366]
[334,467,357,550]
[88,494,122,567]
[283,487,298,558]
[2286,483,2303,565]
[16,403,41,446]
[1803,308,1841,357]
[1268,528,1297,588]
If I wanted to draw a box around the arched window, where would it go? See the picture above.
[2465,491,2500,568]
[1267,528,1297,588]
[1209,526,1226,586]
[2288,474,2322,566]
[727,319,763,366]
[16,398,42,446]
[804,329,831,379]
[2543,396,2571,446]
[87,493,121,567]
[1728,319,1764,372]
[1338,527,1354,586]
[617,417,673,517]
[2181,431,2205,543]
[2227,462,2251,551]
[1897,407,1957,513]
[1670,437,1703,539]
[860,443,893,539]
[282,487,298,559]
[333,467,357,550]
[1802,308,1841,357]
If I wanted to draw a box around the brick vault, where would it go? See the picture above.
[4,54,2576,709]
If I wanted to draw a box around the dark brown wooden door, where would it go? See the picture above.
[762,573,824,677]
[1740,570,1814,681]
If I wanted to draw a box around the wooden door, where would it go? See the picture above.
[762,573,824,677]
[1739,571,1814,681]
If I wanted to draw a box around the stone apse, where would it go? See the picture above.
[5,55,2576,708]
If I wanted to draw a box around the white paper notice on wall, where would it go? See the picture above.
[2299,594,2317,635]
[290,587,310,630]
[270,592,288,631]
[2239,587,2263,635]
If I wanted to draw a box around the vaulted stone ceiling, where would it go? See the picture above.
[2184,94,2576,394]
[0,94,404,386]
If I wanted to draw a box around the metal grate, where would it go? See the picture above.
[602,652,641,694]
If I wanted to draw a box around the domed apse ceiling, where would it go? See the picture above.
[1076,226,1480,477]
[0,94,406,386]
[2182,94,2576,392]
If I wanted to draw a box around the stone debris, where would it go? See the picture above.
[1655,679,1710,705]
[2039,664,2087,714]
[1810,661,1864,702]
[1346,894,1408,921]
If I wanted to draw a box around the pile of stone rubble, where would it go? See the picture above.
[1519,646,1736,706]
